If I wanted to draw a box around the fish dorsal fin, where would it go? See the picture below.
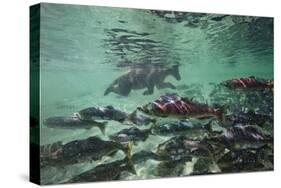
[106,105,114,109]
[129,110,137,118]
[181,96,190,102]
[53,141,63,147]
[91,135,102,140]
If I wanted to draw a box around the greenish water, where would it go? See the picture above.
[37,3,273,184]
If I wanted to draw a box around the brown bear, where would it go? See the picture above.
[104,65,181,96]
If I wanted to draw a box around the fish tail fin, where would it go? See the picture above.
[268,80,274,88]
[151,118,157,125]
[128,159,137,175]
[216,106,226,124]
[98,121,108,135]
[123,156,137,175]
[129,110,137,118]
[137,103,150,114]
[269,81,274,93]
[267,80,274,93]
[149,120,158,135]
[205,119,213,133]
[218,109,225,123]
[148,126,154,135]
[73,112,80,118]
[128,110,137,124]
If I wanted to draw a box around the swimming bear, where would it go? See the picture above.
[104,65,181,96]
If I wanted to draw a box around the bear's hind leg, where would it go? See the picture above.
[143,85,154,95]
